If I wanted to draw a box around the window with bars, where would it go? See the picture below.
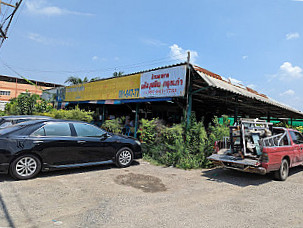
[0,91,11,96]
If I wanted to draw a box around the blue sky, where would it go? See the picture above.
[0,0,303,110]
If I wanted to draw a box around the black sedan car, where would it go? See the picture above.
[0,115,52,129]
[0,119,142,180]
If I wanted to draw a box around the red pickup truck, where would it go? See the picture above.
[208,119,303,181]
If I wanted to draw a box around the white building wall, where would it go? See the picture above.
[0,101,8,111]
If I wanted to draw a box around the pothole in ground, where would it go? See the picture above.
[114,173,167,193]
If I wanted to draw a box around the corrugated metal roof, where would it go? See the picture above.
[193,65,303,116]
[76,62,188,86]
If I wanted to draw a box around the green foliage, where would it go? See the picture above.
[65,76,102,85]
[139,114,230,169]
[101,118,124,134]
[113,71,124,77]
[5,92,53,115]
[4,92,93,122]
[0,110,5,116]
[36,106,93,122]
[274,121,303,133]
[273,121,289,128]
[296,126,303,133]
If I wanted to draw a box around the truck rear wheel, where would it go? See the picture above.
[274,159,289,181]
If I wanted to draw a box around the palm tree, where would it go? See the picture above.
[64,76,90,85]
[90,77,101,82]
[113,71,124,77]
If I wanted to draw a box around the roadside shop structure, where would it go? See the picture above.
[63,62,303,137]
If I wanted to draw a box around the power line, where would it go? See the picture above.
[1,53,187,75]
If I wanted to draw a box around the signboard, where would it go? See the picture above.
[65,74,141,101]
[139,65,187,98]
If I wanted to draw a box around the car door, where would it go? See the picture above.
[72,123,114,162]
[289,131,303,165]
[289,130,303,163]
[30,122,81,166]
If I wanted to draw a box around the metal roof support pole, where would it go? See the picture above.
[186,51,192,129]
[186,81,193,129]
[234,97,238,123]
[134,103,139,138]
[56,89,59,110]
[291,118,293,126]
[101,105,105,125]
[267,112,270,122]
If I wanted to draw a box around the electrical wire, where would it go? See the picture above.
[0,53,187,85]
[1,53,187,75]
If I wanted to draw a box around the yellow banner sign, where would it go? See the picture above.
[65,74,141,101]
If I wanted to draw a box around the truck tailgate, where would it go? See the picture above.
[208,154,266,174]
[208,154,260,166]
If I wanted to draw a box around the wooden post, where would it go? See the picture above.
[134,103,139,138]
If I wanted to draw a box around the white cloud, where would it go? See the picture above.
[27,32,73,46]
[26,0,94,16]
[242,55,248,60]
[280,89,295,96]
[92,56,106,61]
[142,38,166,47]
[286,32,300,40]
[279,62,303,80]
[169,44,198,64]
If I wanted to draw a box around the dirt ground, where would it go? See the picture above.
[0,159,303,228]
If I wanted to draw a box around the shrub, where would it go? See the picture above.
[5,92,53,115]
[138,114,229,169]
[35,106,93,122]
[296,126,303,133]
[102,118,124,134]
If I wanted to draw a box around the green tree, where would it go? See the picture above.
[65,76,89,85]
[90,77,100,82]
[65,76,101,85]
[5,92,53,115]
[113,71,124,77]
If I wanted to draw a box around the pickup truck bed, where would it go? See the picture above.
[208,154,266,174]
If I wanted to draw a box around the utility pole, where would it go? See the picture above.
[0,0,23,47]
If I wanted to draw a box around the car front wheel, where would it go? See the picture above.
[10,154,41,180]
[116,147,134,168]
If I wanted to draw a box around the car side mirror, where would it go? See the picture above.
[100,133,109,140]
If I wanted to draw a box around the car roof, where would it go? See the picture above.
[0,115,53,120]
[18,119,87,126]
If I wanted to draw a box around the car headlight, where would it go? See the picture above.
[135,140,141,146]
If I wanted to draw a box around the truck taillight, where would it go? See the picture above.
[261,153,269,163]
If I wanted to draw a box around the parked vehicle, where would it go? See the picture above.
[0,119,142,180]
[208,118,303,181]
[0,115,52,129]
